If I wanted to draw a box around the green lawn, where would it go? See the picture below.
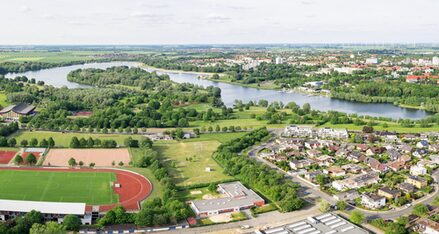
[0,92,9,108]
[9,130,144,147]
[0,170,118,204]
[153,140,231,186]
[185,132,247,143]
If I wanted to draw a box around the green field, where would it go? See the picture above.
[0,170,118,204]
[0,92,9,108]
[10,130,144,147]
[153,140,231,186]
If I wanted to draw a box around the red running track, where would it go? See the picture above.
[0,167,152,212]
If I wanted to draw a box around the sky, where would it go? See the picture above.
[1,0,439,45]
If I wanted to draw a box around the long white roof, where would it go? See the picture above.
[0,199,86,215]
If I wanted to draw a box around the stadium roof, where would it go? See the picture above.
[0,199,86,215]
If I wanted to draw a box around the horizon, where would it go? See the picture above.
[2,0,439,45]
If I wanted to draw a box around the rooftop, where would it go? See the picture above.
[191,181,264,213]
[0,103,35,115]
[259,213,369,234]
[0,199,86,215]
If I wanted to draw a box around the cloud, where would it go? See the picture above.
[225,5,254,10]
[300,1,314,5]
[19,6,31,13]
[206,13,231,23]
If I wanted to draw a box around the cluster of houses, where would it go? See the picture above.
[260,125,438,210]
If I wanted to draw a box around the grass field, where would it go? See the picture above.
[0,92,9,107]
[10,130,144,147]
[0,170,118,204]
[153,140,231,186]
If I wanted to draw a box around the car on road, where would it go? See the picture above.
[405,203,412,208]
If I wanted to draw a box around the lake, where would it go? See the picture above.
[5,61,430,119]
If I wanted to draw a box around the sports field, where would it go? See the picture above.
[0,170,118,205]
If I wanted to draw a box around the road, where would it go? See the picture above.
[248,131,439,220]
[161,205,321,234]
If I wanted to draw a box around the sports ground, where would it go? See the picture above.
[0,167,152,211]
[44,148,131,167]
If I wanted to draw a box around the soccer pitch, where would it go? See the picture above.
[0,170,119,205]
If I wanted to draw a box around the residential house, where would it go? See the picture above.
[406,176,428,189]
[378,187,402,200]
[399,183,415,193]
[314,155,333,166]
[332,172,380,191]
[428,144,439,153]
[361,193,386,209]
[306,149,321,158]
[341,164,363,174]
[387,149,402,161]
[333,190,360,201]
[410,165,427,176]
[289,159,313,170]
[323,166,346,177]
[346,151,364,162]
[417,140,429,149]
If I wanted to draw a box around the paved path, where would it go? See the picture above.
[161,205,321,234]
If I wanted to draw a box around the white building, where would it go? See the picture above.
[365,57,378,64]
[361,194,386,209]
[284,125,315,138]
[0,199,92,225]
[433,57,439,66]
[410,165,427,176]
[275,57,284,64]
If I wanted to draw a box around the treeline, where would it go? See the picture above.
[140,57,227,73]
[0,60,109,75]
[331,81,439,112]
[214,127,305,212]
[98,142,191,227]
[69,137,117,148]
[0,210,81,233]
[67,66,168,89]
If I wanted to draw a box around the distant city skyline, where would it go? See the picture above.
[1,0,439,45]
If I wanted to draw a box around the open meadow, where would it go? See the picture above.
[153,140,231,186]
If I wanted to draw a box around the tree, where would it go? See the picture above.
[336,200,347,211]
[8,137,16,147]
[140,138,153,148]
[362,125,374,133]
[302,103,311,114]
[350,210,365,224]
[412,204,429,217]
[62,214,81,231]
[30,222,66,234]
[20,139,28,147]
[70,137,80,148]
[118,161,124,167]
[29,138,38,147]
[78,161,84,167]
[207,183,217,192]
[14,155,23,165]
[47,137,55,147]
[39,139,48,147]
[315,174,329,186]
[68,158,77,167]
[319,199,331,212]
[26,153,37,165]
